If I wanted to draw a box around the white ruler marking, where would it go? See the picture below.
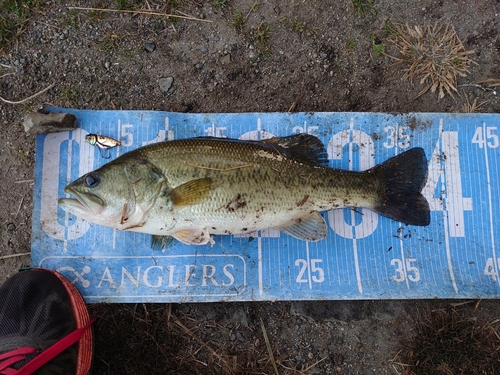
[258,233,263,295]
[482,122,499,285]
[63,134,73,254]
[440,120,458,293]
[349,118,363,294]
[112,120,121,250]
[305,241,313,290]
[392,123,410,289]
[352,210,362,294]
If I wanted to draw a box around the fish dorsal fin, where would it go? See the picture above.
[262,134,328,166]
[168,178,212,208]
[275,211,327,242]
[173,228,214,245]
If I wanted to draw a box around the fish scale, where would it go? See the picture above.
[132,139,373,230]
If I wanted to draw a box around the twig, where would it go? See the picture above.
[260,318,279,375]
[288,85,305,112]
[473,299,481,314]
[14,179,34,184]
[391,363,403,375]
[67,6,213,23]
[174,316,231,372]
[144,331,169,357]
[278,356,328,373]
[14,194,25,218]
[245,0,259,22]
[166,303,172,323]
[0,252,31,260]
[477,78,500,87]
[38,21,64,31]
[459,83,498,96]
[0,82,55,105]
[449,300,475,307]
[301,356,328,372]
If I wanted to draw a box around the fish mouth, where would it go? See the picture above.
[58,186,105,215]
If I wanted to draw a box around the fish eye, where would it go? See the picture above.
[84,173,100,188]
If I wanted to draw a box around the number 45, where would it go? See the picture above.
[472,126,499,149]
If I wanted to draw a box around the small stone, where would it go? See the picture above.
[206,309,217,320]
[231,308,249,328]
[7,223,16,231]
[375,303,402,321]
[365,334,376,346]
[37,104,50,114]
[145,42,156,52]
[320,52,328,60]
[158,77,174,94]
[220,54,231,65]
[23,112,77,134]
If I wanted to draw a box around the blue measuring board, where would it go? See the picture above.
[31,108,500,302]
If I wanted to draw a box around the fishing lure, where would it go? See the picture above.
[85,134,121,159]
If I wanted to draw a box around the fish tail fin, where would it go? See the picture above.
[370,147,430,226]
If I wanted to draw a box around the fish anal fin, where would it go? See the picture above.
[263,134,328,166]
[169,178,212,208]
[173,228,214,245]
[276,211,327,241]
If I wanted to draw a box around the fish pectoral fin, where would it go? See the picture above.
[169,178,212,208]
[173,228,214,245]
[276,211,327,242]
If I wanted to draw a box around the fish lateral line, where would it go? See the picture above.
[180,159,254,172]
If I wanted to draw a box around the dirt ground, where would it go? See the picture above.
[1,0,500,374]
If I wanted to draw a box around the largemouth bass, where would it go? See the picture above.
[58,134,430,245]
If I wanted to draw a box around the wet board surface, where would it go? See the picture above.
[31,108,500,302]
